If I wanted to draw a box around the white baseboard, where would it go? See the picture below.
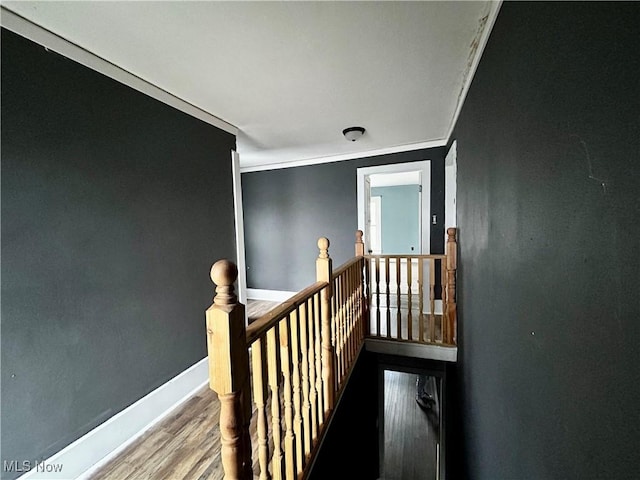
[18,358,209,480]
[247,288,297,302]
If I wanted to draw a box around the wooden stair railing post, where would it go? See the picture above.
[355,230,369,338]
[316,237,335,418]
[206,260,252,480]
[355,229,365,257]
[446,228,458,345]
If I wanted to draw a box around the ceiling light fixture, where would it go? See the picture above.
[342,126,365,142]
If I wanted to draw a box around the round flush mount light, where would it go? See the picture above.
[342,126,366,142]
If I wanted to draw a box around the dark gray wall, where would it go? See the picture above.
[242,148,445,291]
[1,29,236,478]
[451,3,639,479]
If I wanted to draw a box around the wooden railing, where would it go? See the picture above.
[205,229,457,479]
[365,228,458,345]
[206,237,366,479]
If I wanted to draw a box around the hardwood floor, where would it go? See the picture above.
[89,387,225,480]
[246,299,280,322]
[382,370,439,480]
[91,300,439,480]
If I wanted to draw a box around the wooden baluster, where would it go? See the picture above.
[316,237,335,417]
[348,267,355,359]
[251,338,271,480]
[375,257,381,337]
[362,257,368,341]
[351,266,357,357]
[396,257,402,339]
[344,270,350,368]
[355,231,368,339]
[351,265,358,356]
[307,295,318,442]
[418,257,425,343]
[343,273,348,377]
[446,228,458,345]
[267,326,284,480]
[299,300,311,461]
[385,258,391,339]
[339,272,349,381]
[333,276,345,381]
[290,307,303,474]
[365,256,371,337]
[206,260,252,480]
[279,316,296,479]
[313,291,324,426]
[407,258,413,341]
[358,265,364,342]
[331,277,339,384]
[337,274,344,380]
[429,258,436,343]
[347,268,353,369]
[349,267,355,366]
[440,258,447,344]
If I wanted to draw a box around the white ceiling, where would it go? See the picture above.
[2,1,500,169]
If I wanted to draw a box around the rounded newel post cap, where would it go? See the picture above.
[356,230,363,242]
[447,227,457,239]
[210,259,238,286]
[210,260,238,305]
[317,237,330,259]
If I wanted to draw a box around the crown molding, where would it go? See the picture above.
[0,7,238,135]
[240,139,447,173]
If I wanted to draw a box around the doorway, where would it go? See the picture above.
[357,161,431,255]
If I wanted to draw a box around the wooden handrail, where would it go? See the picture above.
[332,256,362,278]
[246,281,328,345]
[205,229,457,479]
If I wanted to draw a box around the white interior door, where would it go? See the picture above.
[364,176,372,253]
[369,195,382,254]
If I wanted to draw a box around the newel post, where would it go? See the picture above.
[316,237,335,417]
[355,230,370,336]
[355,229,365,257]
[206,260,252,480]
[446,228,458,345]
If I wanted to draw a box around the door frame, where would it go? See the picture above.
[357,160,431,254]
[231,150,248,310]
[444,140,457,244]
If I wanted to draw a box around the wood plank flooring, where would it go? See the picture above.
[382,370,439,480]
[90,300,438,480]
[246,299,280,323]
[89,387,225,480]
